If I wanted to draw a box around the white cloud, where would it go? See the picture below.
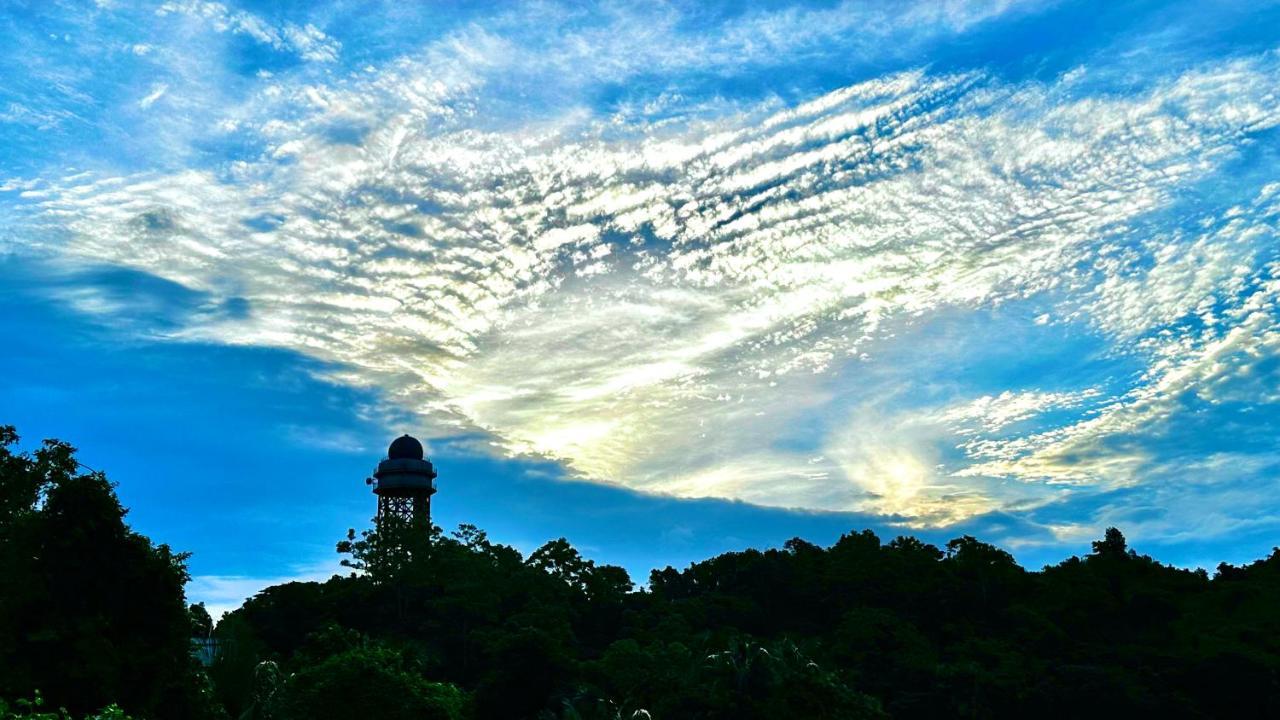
[940,389,1102,437]
[188,563,340,619]
[958,186,1280,487]
[138,83,169,109]
[8,3,1280,532]
[156,1,341,62]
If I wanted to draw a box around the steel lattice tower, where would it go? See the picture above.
[367,434,437,529]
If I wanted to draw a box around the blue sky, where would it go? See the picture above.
[3,0,1280,615]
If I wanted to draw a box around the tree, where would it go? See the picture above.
[280,643,467,720]
[190,603,215,638]
[337,517,439,584]
[0,691,138,719]
[527,538,595,591]
[701,638,885,720]
[1091,527,1129,557]
[0,427,213,718]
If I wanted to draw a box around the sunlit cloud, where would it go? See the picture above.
[3,1,1280,544]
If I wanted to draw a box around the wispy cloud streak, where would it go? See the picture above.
[4,1,1280,539]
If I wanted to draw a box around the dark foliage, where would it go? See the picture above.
[5,424,1280,718]
[208,521,1280,719]
[0,427,219,719]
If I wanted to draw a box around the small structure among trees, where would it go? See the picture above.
[367,434,437,531]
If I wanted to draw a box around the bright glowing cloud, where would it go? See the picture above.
[3,0,1280,549]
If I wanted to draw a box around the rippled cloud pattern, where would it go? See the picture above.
[4,0,1280,551]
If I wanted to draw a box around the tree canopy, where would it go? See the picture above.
[4,424,1280,719]
[0,427,218,719]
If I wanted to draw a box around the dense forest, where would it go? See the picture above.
[3,426,1280,719]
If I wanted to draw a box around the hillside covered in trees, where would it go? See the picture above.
[3,426,1280,719]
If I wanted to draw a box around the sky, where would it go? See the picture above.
[2,0,1280,617]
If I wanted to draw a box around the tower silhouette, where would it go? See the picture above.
[367,434,437,529]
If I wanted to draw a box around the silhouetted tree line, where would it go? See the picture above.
[4,426,1280,718]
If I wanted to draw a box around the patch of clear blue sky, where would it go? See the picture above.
[3,0,1280,609]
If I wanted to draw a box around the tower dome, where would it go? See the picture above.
[370,434,437,529]
[387,434,424,460]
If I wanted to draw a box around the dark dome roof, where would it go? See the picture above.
[388,434,424,460]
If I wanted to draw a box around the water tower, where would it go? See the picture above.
[366,434,437,529]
